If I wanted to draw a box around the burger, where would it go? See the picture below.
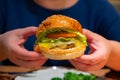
[34,14,87,60]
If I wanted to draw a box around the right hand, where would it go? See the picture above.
[69,29,110,71]
[0,27,48,69]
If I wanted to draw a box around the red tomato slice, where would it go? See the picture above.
[47,33,77,38]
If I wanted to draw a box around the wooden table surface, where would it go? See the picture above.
[0,66,120,80]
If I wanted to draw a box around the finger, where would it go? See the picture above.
[76,49,106,65]
[18,26,38,37]
[69,59,105,71]
[83,29,105,44]
[8,26,38,45]
[10,44,47,60]
[81,29,107,64]
[72,44,103,65]
[8,27,46,60]
[73,55,101,65]
[83,29,97,42]
[9,57,47,69]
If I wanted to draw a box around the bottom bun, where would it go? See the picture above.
[34,45,86,60]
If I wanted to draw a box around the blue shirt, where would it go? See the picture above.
[0,0,120,66]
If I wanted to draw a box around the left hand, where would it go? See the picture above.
[0,27,47,69]
[69,29,111,71]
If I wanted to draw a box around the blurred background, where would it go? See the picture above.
[109,0,120,14]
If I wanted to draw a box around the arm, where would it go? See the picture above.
[106,41,120,71]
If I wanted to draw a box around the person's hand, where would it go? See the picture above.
[0,27,47,69]
[69,29,111,71]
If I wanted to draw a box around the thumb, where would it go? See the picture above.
[20,26,38,37]
[83,29,103,43]
[14,26,38,44]
[83,29,103,53]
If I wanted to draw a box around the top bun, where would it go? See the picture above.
[36,14,83,37]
